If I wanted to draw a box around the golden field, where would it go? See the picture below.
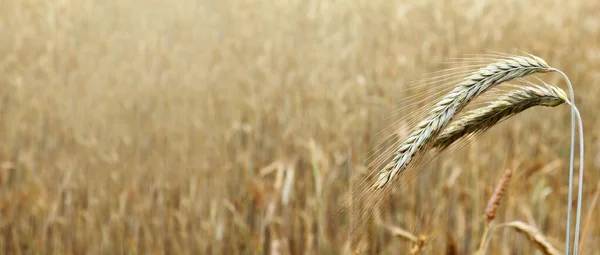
[1,0,599,254]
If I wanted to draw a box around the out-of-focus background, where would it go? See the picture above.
[0,0,599,254]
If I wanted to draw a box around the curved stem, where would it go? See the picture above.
[552,68,577,255]
[571,104,584,255]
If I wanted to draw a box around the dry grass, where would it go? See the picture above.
[1,0,599,254]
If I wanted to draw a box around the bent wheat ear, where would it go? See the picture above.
[374,55,552,189]
[433,84,568,150]
[498,221,561,255]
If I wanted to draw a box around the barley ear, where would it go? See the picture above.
[374,55,552,190]
[434,84,568,150]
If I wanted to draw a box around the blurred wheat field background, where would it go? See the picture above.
[1,0,599,254]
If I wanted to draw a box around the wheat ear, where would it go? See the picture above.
[433,84,568,150]
[498,221,561,255]
[373,56,552,189]
[476,168,514,255]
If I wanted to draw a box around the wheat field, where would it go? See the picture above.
[1,0,599,254]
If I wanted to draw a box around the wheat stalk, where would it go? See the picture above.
[476,168,514,255]
[373,55,552,189]
[433,84,568,150]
